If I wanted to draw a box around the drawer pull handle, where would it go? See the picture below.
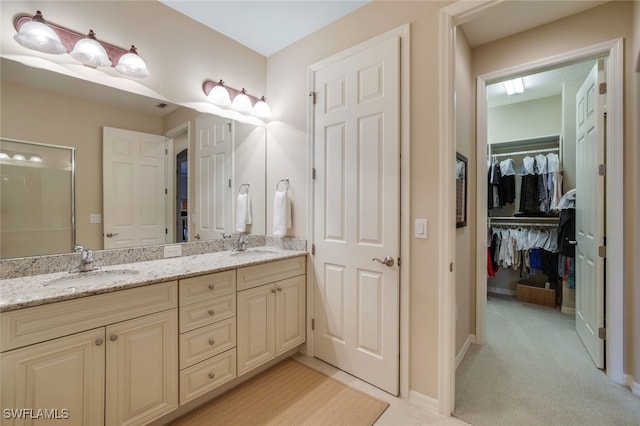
[208,284,215,290]
[208,373,215,379]
[209,339,215,345]
[208,309,215,316]
[110,334,118,342]
[95,338,104,346]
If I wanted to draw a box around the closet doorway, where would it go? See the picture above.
[484,58,600,362]
[473,39,626,387]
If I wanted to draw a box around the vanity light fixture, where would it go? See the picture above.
[0,153,10,160]
[12,154,27,161]
[503,77,524,96]
[70,30,112,68]
[231,88,253,113]
[202,80,272,119]
[13,11,149,78]
[207,80,232,106]
[13,11,66,54]
[253,96,272,118]
[29,155,44,163]
[115,45,150,78]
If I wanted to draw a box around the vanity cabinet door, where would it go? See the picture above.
[237,285,276,375]
[105,309,178,426]
[0,328,105,426]
[275,275,306,356]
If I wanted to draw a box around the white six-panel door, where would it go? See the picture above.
[312,34,400,395]
[575,60,606,369]
[195,115,233,241]
[103,127,166,249]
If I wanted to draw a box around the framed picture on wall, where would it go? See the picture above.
[456,152,467,228]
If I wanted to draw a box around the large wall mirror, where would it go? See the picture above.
[0,57,267,258]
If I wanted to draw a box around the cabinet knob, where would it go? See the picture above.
[95,338,104,346]
[208,309,215,316]
[208,373,215,379]
[110,334,118,342]
[208,339,215,346]
[277,287,282,292]
[208,284,215,290]
[271,289,277,294]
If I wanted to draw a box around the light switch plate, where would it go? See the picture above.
[90,214,102,224]
[415,218,427,239]
[163,244,182,258]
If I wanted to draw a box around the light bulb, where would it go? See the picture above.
[14,11,66,54]
[208,80,231,106]
[115,45,149,78]
[253,96,272,118]
[70,30,111,68]
[231,89,253,113]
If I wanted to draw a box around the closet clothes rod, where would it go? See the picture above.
[490,147,560,159]
[489,221,558,228]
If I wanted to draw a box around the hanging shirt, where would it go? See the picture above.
[499,158,516,206]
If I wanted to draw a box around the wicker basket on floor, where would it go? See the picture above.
[517,283,556,306]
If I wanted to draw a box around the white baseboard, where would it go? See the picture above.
[409,390,439,413]
[455,334,476,370]
[560,306,575,315]
[487,286,516,296]
[625,374,640,397]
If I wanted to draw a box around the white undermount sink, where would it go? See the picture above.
[43,269,140,288]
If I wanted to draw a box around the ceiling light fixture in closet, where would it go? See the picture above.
[503,77,524,95]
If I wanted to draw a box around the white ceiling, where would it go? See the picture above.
[158,0,371,57]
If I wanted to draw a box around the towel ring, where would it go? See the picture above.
[276,178,289,192]
[238,183,250,194]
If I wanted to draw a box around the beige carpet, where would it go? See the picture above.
[455,294,640,425]
[171,358,389,426]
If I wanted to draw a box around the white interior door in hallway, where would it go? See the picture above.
[575,59,606,369]
[194,115,233,241]
[311,34,400,395]
[103,127,166,249]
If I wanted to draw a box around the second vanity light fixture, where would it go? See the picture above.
[13,11,149,78]
[203,80,272,118]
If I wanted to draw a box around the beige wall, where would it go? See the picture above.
[488,96,562,143]
[471,1,638,385]
[1,80,163,250]
[267,0,451,399]
[454,27,476,356]
[632,0,640,386]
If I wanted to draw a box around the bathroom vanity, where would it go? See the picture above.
[0,248,306,425]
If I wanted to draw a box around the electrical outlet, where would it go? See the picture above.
[163,244,182,258]
[90,214,102,224]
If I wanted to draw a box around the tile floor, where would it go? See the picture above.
[293,354,469,426]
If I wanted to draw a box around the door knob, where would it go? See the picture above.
[372,256,395,267]
[105,233,119,238]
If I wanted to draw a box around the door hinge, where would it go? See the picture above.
[598,245,606,258]
[598,164,606,176]
[311,244,315,255]
[312,168,316,180]
[397,257,401,267]
[309,91,317,105]
[229,179,231,188]
[599,82,607,95]
[165,228,168,235]
[311,318,315,331]
[227,122,232,132]
[450,262,454,272]
[598,327,606,339]
[165,148,168,155]
[165,188,168,195]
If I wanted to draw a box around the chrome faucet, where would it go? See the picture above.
[71,245,97,272]
[232,235,249,252]
[221,233,232,239]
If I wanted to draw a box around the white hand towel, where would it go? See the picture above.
[273,190,291,236]
[235,192,252,233]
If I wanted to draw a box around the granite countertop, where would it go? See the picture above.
[0,247,306,312]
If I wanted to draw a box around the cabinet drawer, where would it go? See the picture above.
[179,270,236,306]
[237,257,305,291]
[1,282,178,352]
[179,293,235,333]
[179,348,236,405]
[179,317,236,369]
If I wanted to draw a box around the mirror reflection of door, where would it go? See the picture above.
[176,149,188,242]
